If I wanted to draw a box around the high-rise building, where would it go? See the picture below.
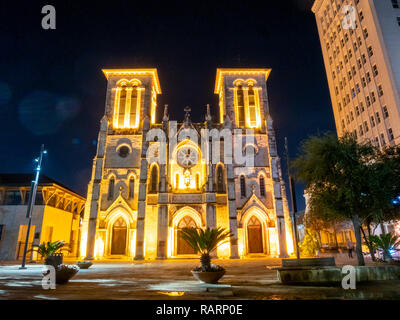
[312,0,400,147]
[80,68,295,260]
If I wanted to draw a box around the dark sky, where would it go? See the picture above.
[0,0,335,211]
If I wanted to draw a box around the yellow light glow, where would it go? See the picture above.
[102,69,161,94]
[80,231,87,258]
[94,237,104,258]
[158,291,185,297]
[214,68,271,95]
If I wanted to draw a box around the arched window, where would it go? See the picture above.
[130,87,138,127]
[149,166,158,193]
[118,86,127,127]
[259,176,265,197]
[128,177,135,199]
[236,85,245,127]
[240,175,246,198]
[113,80,142,129]
[216,165,225,193]
[248,84,257,127]
[108,177,115,200]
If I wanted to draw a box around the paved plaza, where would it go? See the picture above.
[0,255,399,300]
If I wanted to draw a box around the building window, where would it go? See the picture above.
[397,17,400,26]
[113,80,142,129]
[259,176,265,197]
[388,128,395,141]
[149,166,158,194]
[380,133,386,146]
[374,137,380,147]
[240,175,246,198]
[371,91,376,103]
[235,85,245,127]
[378,85,384,97]
[355,106,360,116]
[248,84,258,127]
[0,224,4,241]
[118,145,130,158]
[368,46,374,57]
[361,77,367,87]
[359,11,364,21]
[366,72,371,83]
[370,116,376,128]
[376,112,381,123]
[366,96,371,107]
[128,177,135,199]
[373,65,379,76]
[359,125,364,136]
[108,177,115,200]
[364,121,369,132]
[382,106,389,118]
[393,0,399,9]
[363,28,368,38]
[216,165,225,193]
[4,190,22,205]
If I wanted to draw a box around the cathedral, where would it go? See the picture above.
[80,68,294,260]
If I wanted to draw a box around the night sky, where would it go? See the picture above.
[0,0,335,211]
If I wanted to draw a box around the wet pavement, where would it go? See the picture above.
[0,255,399,300]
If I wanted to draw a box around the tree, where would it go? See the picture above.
[292,133,400,266]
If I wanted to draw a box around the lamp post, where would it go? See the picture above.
[284,137,300,260]
[20,144,47,269]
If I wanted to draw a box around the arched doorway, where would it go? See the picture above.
[111,217,127,255]
[177,216,197,255]
[247,216,263,253]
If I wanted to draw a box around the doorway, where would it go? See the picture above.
[111,217,127,255]
[247,216,263,253]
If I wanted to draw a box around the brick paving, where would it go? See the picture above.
[0,255,399,300]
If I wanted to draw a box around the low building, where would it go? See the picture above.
[0,174,85,261]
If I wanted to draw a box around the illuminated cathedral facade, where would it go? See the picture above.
[80,68,294,260]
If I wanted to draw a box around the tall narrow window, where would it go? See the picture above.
[259,176,265,197]
[236,85,245,127]
[149,166,158,193]
[216,166,225,193]
[108,177,115,200]
[248,85,257,127]
[128,177,135,199]
[130,87,138,127]
[240,176,246,198]
[118,87,126,127]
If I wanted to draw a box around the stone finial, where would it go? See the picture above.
[184,106,191,126]
[163,104,169,122]
[205,104,212,122]
[266,114,273,130]
[143,114,150,130]
[224,113,232,129]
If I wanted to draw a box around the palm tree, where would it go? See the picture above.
[29,240,68,259]
[180,227,233,271]
[369,233,400,262]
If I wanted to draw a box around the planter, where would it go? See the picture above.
[45,254,63,268]
[77,261,93,269]
[191,270,226,284]
[55,265,79,284]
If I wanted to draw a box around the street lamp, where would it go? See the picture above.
[19,144,47,269]
[284,137,300,260]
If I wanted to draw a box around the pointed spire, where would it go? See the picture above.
[163,104,169,122]
[184,106,191,127]
[205,104,212,122]
[223,113,232,129]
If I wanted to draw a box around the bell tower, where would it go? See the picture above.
[214,68,271,131]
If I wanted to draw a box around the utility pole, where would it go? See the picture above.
[284,137,300,260]
[20,144,47,269]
